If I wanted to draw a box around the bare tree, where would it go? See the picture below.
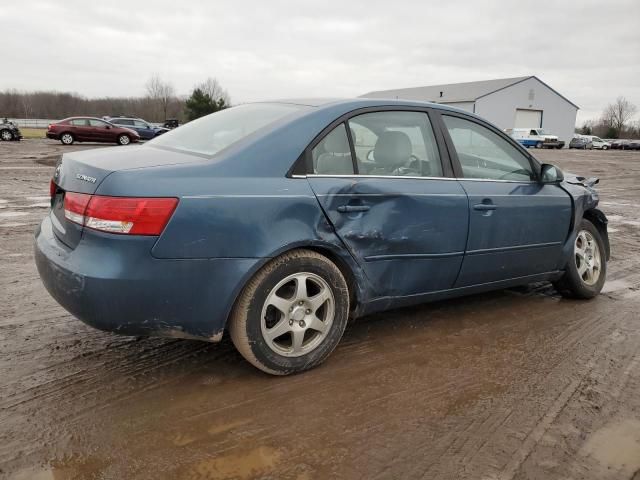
[603,96,637,134]
[196,77,231,106]
[145,74,176,121]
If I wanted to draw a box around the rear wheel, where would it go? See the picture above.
[0,129,13,141]
[117,134,131,145]
[554,219,606,299]
[603,146,608,150]
[535,141,543,149]
[60,133,74,145]
[229,249,350,375]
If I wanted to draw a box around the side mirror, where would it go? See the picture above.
[540,163,564,183]
[105,125,111,129]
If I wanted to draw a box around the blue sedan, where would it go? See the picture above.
[35,99,609,375]
[109,117,169,140]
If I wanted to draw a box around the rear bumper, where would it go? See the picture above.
[34,214,260,341]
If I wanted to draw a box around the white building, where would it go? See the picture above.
[362,76,578,146]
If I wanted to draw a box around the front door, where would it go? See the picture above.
[439,113,572,287]
[306,110,469,297]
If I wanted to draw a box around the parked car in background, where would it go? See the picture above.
[46,117,140,145]
[611,139,629,150]
[0,118,22,141]
[506,128,564,149]
[569,136,593,149]
[628,140,640,150]
[109,117,169,140]
[163,118,179,129]
[36,99,609,375]
[587,136,610,150]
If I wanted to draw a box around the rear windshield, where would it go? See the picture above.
[147,103,306,156]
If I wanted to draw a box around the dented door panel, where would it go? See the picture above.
[308,176,469,296]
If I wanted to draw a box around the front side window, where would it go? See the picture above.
[114,119,133,126]
[89,119,108,127]
[149,103,306,156]
[443,115,535,182]
[71,119,88,127]
[134,120,148,128]
[311,124,354,175]
[348,111,442,177]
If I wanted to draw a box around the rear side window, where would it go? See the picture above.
[114,119,134,126]
[443,115,535,182]
[311,124,354,175]
[348,111,442,177]
[149,103,306,156]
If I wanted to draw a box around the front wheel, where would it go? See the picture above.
[229,249,350,375]
[0,129,13,141]
[117,134,131,145]
[535,141,543,149]
[554,219,607,299]
[603,146,608,150]
[60,133,74,145]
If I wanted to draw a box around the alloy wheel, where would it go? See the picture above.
[575,230,601,286]
[1,130,12,141]
[61,134,73,144]
[261,272,335,357]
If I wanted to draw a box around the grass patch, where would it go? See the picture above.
[20,128,46,139]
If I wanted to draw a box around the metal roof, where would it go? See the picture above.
[361,76,579,109]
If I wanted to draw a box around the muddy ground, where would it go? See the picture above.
[1,139,640,480]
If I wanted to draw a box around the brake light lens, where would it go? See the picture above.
[64,193,178,235]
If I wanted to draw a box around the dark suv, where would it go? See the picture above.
[47,117,140,145]
[109,117,169,140]
[0,118,22,141]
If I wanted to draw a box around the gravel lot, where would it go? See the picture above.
[1,139,640,480]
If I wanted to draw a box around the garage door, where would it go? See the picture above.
[514,109,542,128]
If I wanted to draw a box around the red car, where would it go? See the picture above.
[47,117,140,145]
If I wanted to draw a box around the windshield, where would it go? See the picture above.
[148,103,306,156]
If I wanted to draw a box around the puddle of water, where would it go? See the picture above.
[608,227,619,233]
[0,223,29,228]
[621,220,640,227]
[186,446,282,479]
[0,211,29,218]
[581,420,640,475]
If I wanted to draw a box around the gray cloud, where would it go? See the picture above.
[2,0,639,123]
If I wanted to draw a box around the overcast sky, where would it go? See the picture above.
[2,0,639,123]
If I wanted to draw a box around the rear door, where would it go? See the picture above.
[88,119,112,142]
[70,118,91,141]
[438,112,572,287]
[305,109,469,297]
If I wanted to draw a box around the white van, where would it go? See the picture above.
[505,128,565,149]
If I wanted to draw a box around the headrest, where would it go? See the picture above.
[323,129,351,154]
[373,131,412,167]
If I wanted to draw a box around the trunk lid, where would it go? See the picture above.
[50,145,202,249]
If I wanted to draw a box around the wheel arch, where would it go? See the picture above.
[222,241,369,333]
[584,208,610,260]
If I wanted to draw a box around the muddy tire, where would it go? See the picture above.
[117,134,131,146]
[554,219,607,299]
[60,133,74,145]
[229,249,349,375]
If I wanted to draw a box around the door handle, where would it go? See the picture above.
[337,205,370,213]
[473,204,497,211]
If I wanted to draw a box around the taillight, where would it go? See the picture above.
[64,193,178,235]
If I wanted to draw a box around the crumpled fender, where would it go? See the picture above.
[559,173,610,265]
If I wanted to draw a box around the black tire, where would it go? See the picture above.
[60,132,74,145]
[1,129,13,141]
[535,141,543,149]
[229,249,349,375]
[603,146,608,150]
[554,219,607,299]
[117,134,131,145]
